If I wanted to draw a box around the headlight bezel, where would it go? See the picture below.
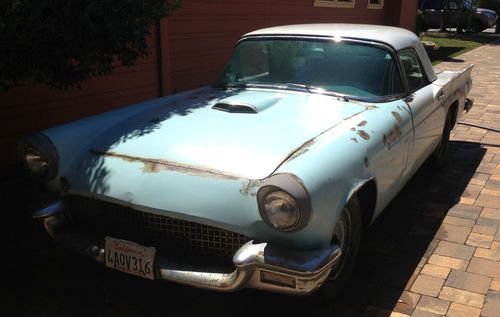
[257,173,312,232]
[18,133,59,181]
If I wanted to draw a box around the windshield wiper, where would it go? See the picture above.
[282,83,350,102]
[214,81,350,102]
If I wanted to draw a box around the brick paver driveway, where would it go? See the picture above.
[378,41,500,317]
[5,41,500,317]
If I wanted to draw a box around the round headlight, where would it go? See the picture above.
[25,146,50,176]
[262,190,302,231]
[18,133,59,180]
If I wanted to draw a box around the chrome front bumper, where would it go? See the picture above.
[34,201,342,296]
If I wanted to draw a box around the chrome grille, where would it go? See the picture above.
[66,196,251,257]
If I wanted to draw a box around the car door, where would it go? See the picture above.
[399,48,445,174]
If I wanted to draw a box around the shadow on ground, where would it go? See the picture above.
[3,140,485,317]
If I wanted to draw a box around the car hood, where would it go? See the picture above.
[90,88,367,179]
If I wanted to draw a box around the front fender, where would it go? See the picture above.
[274,111,377,248]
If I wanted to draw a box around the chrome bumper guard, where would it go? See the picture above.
[465,97,474,113]
[34,201,342,295]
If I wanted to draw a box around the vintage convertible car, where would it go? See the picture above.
[21,24,474,296]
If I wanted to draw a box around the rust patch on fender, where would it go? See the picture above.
[240,179,262,196]
[366,105,379,110]
[284,138,317,163]
[391,111,403,124]
[90,150,242,180]
[357,120,367,127]
[351,137,358,143]
[357,130,370,140]
[383,125,402,148]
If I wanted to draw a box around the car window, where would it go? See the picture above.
[399,49,427,93]
[219,38,406,100]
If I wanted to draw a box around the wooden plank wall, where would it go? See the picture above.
[0,30,161,167]
[0,0,404,169]
[166,0,386,92]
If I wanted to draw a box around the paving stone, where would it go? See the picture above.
[394,291,421,315]
[445,270,491,294]
[446,302,480,317]
[438,286,485,309]
[404,266,422,291]
[492,241,500,250]
[434,241,475,261]
[480,208,500,221]
[459,197,475,205]
[447,204,482,220]
[472,224,497,235]
[415,296,449,315]
[481,188,500,196]
[435,224,472,244]
[467,257,500,278]
[482,291,500,317]
[428,254,468,271]
[474,247,500,261]
[465,232,494,248]
[491,279,500,291]
[442,216,475,227]
[424,239,440,258]
[421,264,451,279]
[475,194,500,208]
[410,275,445,297]
[476,217,500,228]
[390,313,410,317]
[410,309,442,317]
[484,178,500,190]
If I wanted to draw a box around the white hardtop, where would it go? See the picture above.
[244,23,437,82]
[244,23,419,50]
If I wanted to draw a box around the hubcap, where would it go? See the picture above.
[329,207,352,280]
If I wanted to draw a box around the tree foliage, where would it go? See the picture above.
[0,0,180,90]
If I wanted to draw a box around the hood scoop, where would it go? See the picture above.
[212,102,257,114]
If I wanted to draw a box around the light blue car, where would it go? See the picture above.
[21,24,474,296]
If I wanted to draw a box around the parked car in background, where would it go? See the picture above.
[420,0,497,32]
[21,24,474,296]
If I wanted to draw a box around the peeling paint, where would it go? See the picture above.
[284,138,317,163]
[351,137,358,143]
[91,150,242,180]
[391,111,403,124]
[383,125,402,148]
[240,179,262,196]
[357,120,367,127]
[365,105,379,110]
[357,130,370,140]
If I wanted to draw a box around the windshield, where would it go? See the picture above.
[217,38,405,100]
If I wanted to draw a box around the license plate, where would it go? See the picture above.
[104,237,156,280]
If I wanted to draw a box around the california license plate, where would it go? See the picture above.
[104,237,156,280]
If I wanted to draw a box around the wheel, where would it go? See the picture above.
[467,20,484,33]
[428,110,452,169]
[319,195,362,299]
